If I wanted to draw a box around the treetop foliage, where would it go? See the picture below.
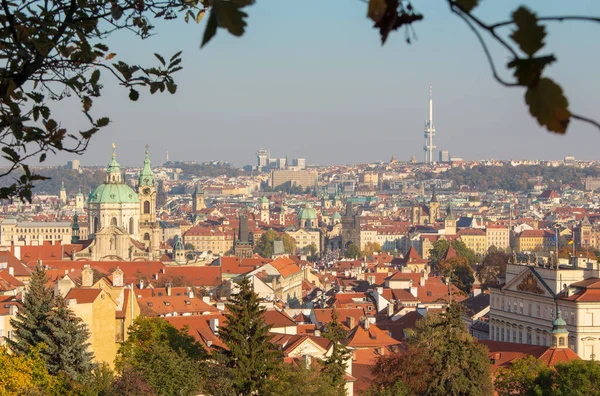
[0,0,208,201]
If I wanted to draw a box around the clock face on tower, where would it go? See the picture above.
[143,187,151,195]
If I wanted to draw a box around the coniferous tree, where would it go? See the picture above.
[218,276,281,395]
[322,307,351,392]
[39,294,94,380]
[6,264,54,355]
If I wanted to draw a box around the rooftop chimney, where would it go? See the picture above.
[112,267,124,287]
[8,267,14,277]
[166,283,172,297]
[209,318,219,335]
[81,265,93,287]
[347,316,356,329]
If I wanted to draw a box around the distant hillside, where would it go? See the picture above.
[416,164,600,191]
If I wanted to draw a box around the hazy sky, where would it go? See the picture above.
[51,0,600,168]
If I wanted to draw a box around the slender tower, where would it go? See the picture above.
[423,85,436,164]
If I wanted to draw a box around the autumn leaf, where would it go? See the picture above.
[368,0,387,23]
[525,78,570,134]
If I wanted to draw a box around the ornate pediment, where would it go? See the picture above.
[516,273,544,294]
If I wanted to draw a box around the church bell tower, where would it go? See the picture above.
[138,146,161,258]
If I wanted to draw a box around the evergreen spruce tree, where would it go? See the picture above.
[218,276,281,395]
[323,307,351,391]
[6,263,54,355]
[39,294,94,380]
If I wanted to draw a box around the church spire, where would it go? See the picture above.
[138,144,155,186]
[430,185,438,203]
[106,143,122,183]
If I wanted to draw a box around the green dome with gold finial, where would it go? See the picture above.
[89,145,139,204]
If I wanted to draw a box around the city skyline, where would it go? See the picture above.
[43,0,600,167]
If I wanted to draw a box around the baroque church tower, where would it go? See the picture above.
[192,184,206,213]
[138,146,161,259]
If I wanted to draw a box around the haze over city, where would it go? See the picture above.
[46,0,600,168]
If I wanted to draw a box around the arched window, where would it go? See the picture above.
[93,217,99,233]
[129,218,134,234]
[144,233,150,241]
[144,200,150,214]
[111,217,117,226]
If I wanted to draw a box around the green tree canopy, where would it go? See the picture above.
[477,246,510,286]
[39,294,93,380]
[115,316,207,396]
[0,0,211,201]
[211,276,281,395]
[371,304,493,396]
[322,308,351,392]
[430,239,479,268]
[345,243,361,259]
[7,264,54,355]
[254,229,296,257]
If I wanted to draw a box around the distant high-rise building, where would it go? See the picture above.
[423,85,436,164]
[277,158,287,169]
[439,149,450,162]
[293,158,306,170]
[257,149,269,168]
[66,160,80,171]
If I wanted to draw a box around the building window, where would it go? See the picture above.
[559,337,565,346]
[144,233,150,241]
[111,217,117,226]
[144,200,150,214]
[129,218,134,234]
[519,332,523,343]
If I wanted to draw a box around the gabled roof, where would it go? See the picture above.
[263,309,296,328]
[65,288,102,304]
[270,256,302,278]
[345,323,402,348]
[0,251,31,277]
[443,245,457,260]
[165,313,228,351]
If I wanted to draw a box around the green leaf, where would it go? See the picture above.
[90,69,100,86]
[367,0,387,23]
[129,89,140,101]
[166,81,177,94]
[525,78,570,134]
[95,117,110,127]
[170,51,183,63]
[201,8,218,47]
[40,153,46,162]
[2,147,19,162]
[154,53,166,66]
[40,106,50,119]
[455,0,480,13]
[215,0,248,37]
[80,127,99,139]
[507,55,556,87]
[510,7,546,57]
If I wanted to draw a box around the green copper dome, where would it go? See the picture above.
[298,204,318,221]
[89,183,138,204]
[89,146,139,204]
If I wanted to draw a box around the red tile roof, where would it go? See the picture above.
[263,309,297,328]
[345,323,402,348]
[65,288,102,304]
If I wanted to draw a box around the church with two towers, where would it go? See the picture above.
[72,145,161,261]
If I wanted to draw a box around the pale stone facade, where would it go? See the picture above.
[489,260,600,359]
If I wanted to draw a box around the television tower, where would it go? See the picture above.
[423,85,436,164]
